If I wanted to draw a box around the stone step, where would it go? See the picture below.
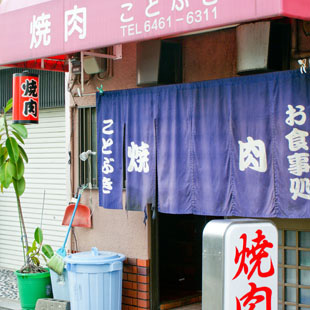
[35,298,70,310]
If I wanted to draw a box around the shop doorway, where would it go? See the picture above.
[157,213,215,309]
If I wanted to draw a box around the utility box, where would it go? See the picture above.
[202,219,278,310]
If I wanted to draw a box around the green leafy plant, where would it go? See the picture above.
[27,227,54,269]
[0,99,53,273]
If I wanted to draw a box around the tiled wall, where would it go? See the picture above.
[122,258,151,310]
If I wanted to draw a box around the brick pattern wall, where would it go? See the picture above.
[122,258,150,310]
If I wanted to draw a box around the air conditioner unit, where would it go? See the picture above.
[237,20,291,74]
[83,56,106,75]
[136,40,182,86]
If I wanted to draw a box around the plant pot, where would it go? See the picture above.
[15,269,53,310]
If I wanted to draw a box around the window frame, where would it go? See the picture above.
[274,219,310,310]
[78,106,98,189]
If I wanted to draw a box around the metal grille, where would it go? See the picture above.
[78,107,97,188]
[0,68,64,111]
[278,229,310,309]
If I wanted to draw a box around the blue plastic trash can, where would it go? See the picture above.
[64,247,125,310]
[50,268,70,301]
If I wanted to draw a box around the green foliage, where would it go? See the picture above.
[27,227,54,266]
[0,99,54,272]
[10,123,28,139]
[4,98,12,113]
[0,100,28,194]
[18,145,28,163]
[15,157,24,180]
[42,245,54,259]
[13,177,25,197]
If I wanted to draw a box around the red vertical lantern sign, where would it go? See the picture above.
[12,72,39,124]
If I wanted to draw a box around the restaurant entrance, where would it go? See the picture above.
[157,213,214,309]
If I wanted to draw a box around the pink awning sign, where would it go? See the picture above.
[0,0,309,66]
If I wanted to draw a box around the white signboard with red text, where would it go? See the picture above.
[202,219,278,310]
[224,222,277,310]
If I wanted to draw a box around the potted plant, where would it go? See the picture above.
[0,99,54,309]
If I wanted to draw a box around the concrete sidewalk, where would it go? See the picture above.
[0,298,20,310]
[0,269,18,301]
[0,269,20,310]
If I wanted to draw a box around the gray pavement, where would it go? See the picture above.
[0,269,18,300]
[0,298,20,310]
[0,269,20,310]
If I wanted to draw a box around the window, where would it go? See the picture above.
[278,227,310,309]
[78,107,97,188]
[78,107,127,190]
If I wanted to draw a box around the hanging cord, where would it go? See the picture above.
[87,156,95,219]
[40,189,46,229]
[72,228,79,252]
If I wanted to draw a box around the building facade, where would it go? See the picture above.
[1,1,310,309]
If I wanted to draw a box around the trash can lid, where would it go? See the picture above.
[64,247,125,265]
